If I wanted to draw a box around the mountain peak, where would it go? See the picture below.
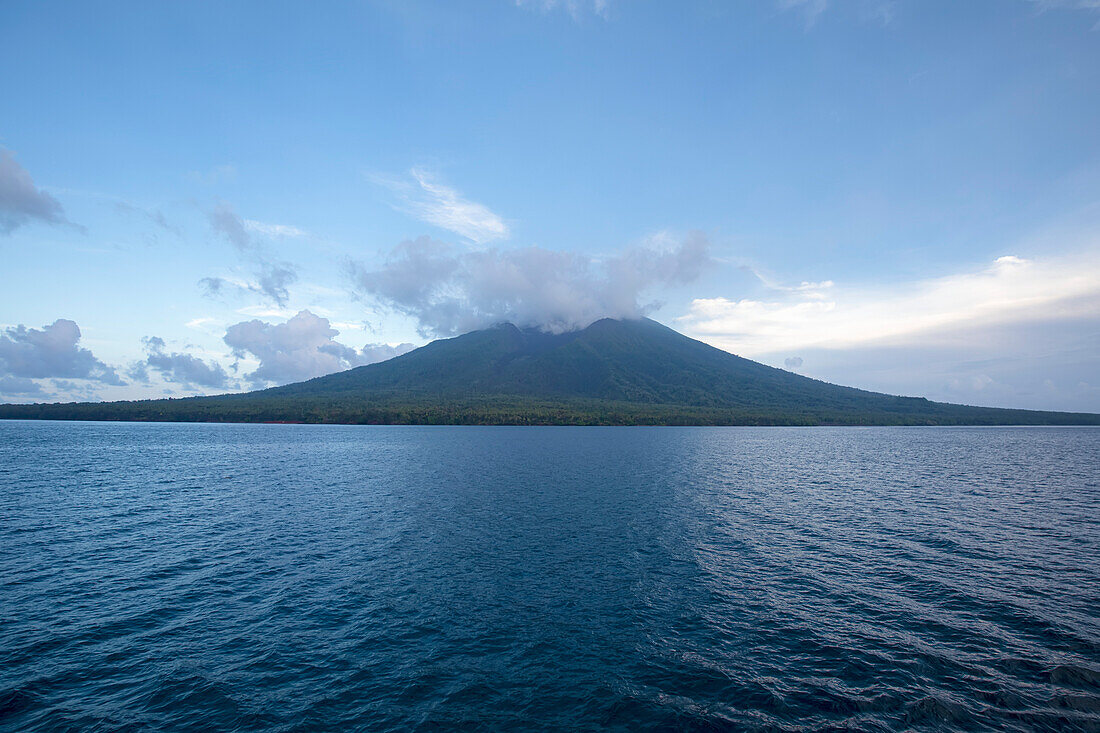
[260,317,998,415]
[3,319,1097,426]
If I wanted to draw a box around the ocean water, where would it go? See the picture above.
[1,422,1098,732]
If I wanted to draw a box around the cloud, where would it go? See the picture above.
[198,263,298,307]
[741,264,835,300]
[1026,0,1100,11]
[204,202,300,306]
[0,149,79,235]
[208,201,252,250]
[375,168,509,244]
[0,376,45,396]
[199,277,226,297]
[224,310,415,386]
[0,319,123,385]
[114,200,175,232]
[256,262,298,307]
[1026,0,1100,28]
[771,315,1100,412]
[350,231,711,336]
[186,164,237,185]
[243,220,308,238]
[859,0,898,25]
[235,305,297,319]
[356,342,417,365]
[679,251,1100,357]
[777,0,829,26]
[49,379,106,400]
[774,0,896,27]
[515,0,610,19]
[778,0,1098,28]
[784,356,804,369]
[136,336,231,389]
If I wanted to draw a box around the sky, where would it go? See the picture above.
[2,0,1099,411]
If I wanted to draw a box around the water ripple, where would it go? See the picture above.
[1,422,1098,731]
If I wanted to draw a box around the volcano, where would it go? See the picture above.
[2,318,1097,425]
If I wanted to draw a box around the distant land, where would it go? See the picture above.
[1,318,1098,426]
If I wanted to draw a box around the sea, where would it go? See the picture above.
[1,421,1098,731]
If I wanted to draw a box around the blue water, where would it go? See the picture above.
[1,422,1098,731]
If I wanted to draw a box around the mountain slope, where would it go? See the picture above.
[275,318,916,410]
[2,318,1098,425]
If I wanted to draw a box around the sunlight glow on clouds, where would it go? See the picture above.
[680,251,1100,356]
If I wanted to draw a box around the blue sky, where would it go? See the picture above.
[2,0,1099,410]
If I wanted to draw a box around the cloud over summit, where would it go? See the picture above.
[350,232,712,337]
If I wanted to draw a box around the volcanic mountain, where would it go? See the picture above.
[2,318,1097,425]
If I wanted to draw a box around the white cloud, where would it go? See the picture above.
[224,310,415,386]
[375,168,509,244]
[199,268,298,308]
[350,231,712,336]
[205,202,300,305]
[769,316,1100,412]
[236,305,297,319]
[243,219,308,238]
[0,319,123,385]
[778,0,1099,27]
[213,205,308,247]
[135,336,232,390]
[679,250,1100,357]
[777,0,829,26]
[748,266,835,300]
[1026,0,1100,10]
[185,317,218,330]
[774,0,899,28]
[515,0,610,19]
[186,164,237,184]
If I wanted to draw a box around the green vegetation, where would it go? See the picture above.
[2,318,1098,426]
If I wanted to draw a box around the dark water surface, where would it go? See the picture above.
[1,422,1098,731]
